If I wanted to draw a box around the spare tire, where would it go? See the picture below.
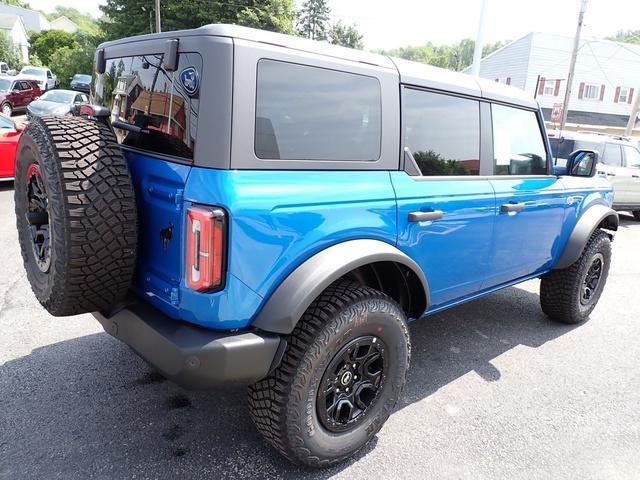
[14,116,138,316]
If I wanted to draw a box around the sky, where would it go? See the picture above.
[26,0,640,50]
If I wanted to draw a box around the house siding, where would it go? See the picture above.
[475,34,533,90]
[475,32,640,128]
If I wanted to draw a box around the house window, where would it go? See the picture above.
[619,87,630,103]
[543,83,555,96]
[583,83,600,100]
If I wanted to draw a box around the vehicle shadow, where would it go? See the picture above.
[0,284,580,479]
[0,180,14,192]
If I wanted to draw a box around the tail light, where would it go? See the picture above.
[185,206,226,292]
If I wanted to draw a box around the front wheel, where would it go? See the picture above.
[248,281,410,467]
[2,102,12,116]
[540,229,612,324]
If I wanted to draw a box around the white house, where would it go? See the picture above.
[50,15,78,34]
[0,3,49,32]
[0,13,29,63]
[470,32,640,128]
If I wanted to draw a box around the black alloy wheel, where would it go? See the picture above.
[24,163,51,273]
[317,335,387,433]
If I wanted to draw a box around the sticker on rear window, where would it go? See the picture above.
[179,66,199,96]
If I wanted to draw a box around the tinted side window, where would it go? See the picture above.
[94,52,202,160]
[602,144,622,167]
[255,60,381,161]
[492,104,548,175]
[623,145,640,168]
[403,88,480,176]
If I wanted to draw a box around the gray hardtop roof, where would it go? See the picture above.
[99,23,538,109]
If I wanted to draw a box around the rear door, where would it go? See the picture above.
[599,143,629,204]
[93,50,203,310]
[621,145,640,205]
[483,103,566,287]
[393,87,495,309]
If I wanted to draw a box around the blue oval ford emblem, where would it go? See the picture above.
[179,66,199,96]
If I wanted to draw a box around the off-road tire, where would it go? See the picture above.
[540,229,611,324]
[633,210,640,221]
[248,281,410,468]
[14,115,137,316]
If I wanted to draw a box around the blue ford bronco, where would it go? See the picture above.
[14,25,618,467]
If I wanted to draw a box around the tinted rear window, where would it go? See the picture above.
[93,53,202,160]
[255,59,381,161]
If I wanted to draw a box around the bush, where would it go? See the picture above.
[49,47,93,89]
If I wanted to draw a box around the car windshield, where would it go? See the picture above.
[0,79,10,92]
[40,91,76,104]
[74,74,91,83]
[21,68,45,77]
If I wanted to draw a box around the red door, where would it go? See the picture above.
[0,118,21,178]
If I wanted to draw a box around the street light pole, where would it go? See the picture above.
[470,0,488,76]
[155,0,162,33]
[559,0,588,133]
[625,89,640,136]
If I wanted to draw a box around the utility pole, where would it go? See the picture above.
[470,0,488,76]
[559,0,588,133]
[155,0,162,33]
[625,90,640,136]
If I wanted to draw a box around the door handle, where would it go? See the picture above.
[606,172,616,177]
[633,174,640,178]
[408,210,444,222]
[500,202,525,213]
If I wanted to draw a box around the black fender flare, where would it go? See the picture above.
[553,204,618,270]
[252,239,430,335]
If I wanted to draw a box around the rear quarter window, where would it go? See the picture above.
[255,59,381,161]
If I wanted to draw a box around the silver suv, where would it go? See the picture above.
[551,132,640,220]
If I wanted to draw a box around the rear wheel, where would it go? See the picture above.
[2,102,12,116]
[248,281,410,467]
[540,230,611,324]
[14,115,138,316]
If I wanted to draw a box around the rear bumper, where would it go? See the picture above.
[93,302,282,389]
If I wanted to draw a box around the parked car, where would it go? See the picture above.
[0,113,23,180]
[13,25,618,467]
[17,66,58,91]
[0,77,42,116]
[69,74,92,93]
[26,89,89,118]
[550,132,640,219]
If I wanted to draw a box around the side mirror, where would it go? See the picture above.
[567,149,598,177]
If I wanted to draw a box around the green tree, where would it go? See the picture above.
[296,0,330,40]
[0,0,31,7]
[48,46,94,88]
[379,38,506,71]
[0,34,23,69]
[29,29,78,66]
[45,6,102,35]
[607,30,640,45]
[328,21,363,49]
[100,0,295,40]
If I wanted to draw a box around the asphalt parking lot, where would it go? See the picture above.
[1,181,639,480]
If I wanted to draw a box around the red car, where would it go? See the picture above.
[0,77,42,117]
[0,114,23,180]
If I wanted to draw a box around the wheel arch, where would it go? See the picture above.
[553,204,618,270]
[251,239,430,335]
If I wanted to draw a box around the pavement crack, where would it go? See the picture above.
[0,274,25,317]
